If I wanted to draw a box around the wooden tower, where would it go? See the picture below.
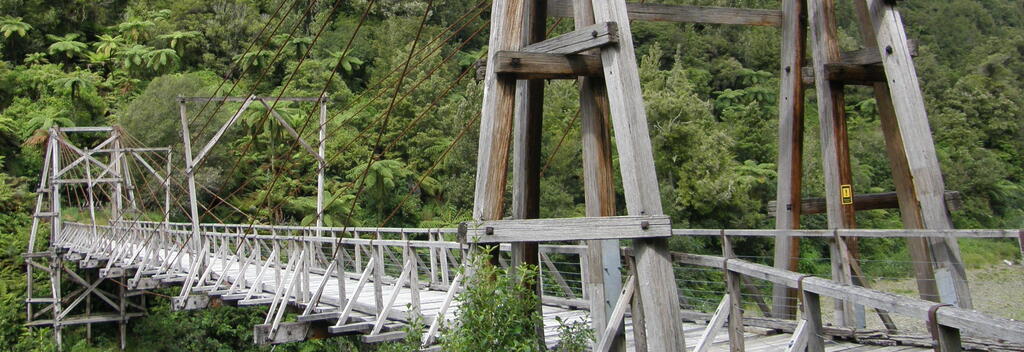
[24,127,163,351]
[472,0,683,349]
[771,0,972,326]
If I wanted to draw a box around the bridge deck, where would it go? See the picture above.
[73,243,922,350]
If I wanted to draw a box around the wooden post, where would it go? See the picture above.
[510,0,546,345]
[576,0,624,349]
[472,0,526,223]
[850,0,941,305]
[771,0,807,321]
[119,270,127,350]
[84,158,97,344]
[722,236,744,352]
[316,96,326,237]
[807,0,857,327]
[935,324,963,352]
[178,100,203,259]
[1018,230,1023,261]
[163,150,172,255]
[591,0,685,348]
[52,256,63,351]
[801,289,825,352]
[373,234,384,313]
[625,254,648,351]
[48,130,63,351]
[354,231,362,273]
[860,0,972,309]
[111,128,125,222]
[429,230,438,286]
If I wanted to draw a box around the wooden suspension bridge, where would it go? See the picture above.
[20,0,1024,351]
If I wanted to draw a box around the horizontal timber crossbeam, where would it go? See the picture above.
[803,63,886,86]
[547,0,783,26]
[768,190,961,216]
[458,215,671,243]
[491,51,603,80]
[58,126,115,133]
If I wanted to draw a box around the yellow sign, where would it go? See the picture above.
[840,185,854,205]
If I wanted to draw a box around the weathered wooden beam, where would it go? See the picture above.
[801,290,826,352]
[853,0,941,306]
[574,2,622,349]
[471,0,525,224]
[809,0,859,327]
[784,319,810,352]
[547,0,782,26]
[490,51,603,80]
[459,215,671,243]
[510,0,547,346]
[674,253,1024,345]
[58,126,114,133]
[594,275,634,352]
[693,294,731,352]
[673,228,1021,239]
[591,0,685,348]
[841,39,917,65]
[864,0,973,308]
[54,178,122,184]
[772,0,807,321]
[522,22,618,54]
[768,191,961,216]
[253,322,329,345]
[723,237,744,352]
[802,63,886,85]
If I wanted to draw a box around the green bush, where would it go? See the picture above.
[438,247,544,351]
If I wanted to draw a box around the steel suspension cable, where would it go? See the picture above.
[201,9,489,220]
[186,0,298,126]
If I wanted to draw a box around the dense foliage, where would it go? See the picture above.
[0,0,1021,350]
[439,248,545,351]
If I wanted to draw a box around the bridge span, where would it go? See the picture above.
[30,216,1024,351]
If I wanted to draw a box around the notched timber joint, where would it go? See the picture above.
[521,22,619,55]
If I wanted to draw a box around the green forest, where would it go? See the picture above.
[0,0,1022,350]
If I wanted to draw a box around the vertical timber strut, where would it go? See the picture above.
[510,0,546,345]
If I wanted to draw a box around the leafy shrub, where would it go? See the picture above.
[553,316,594,352]
[438,247,544,351]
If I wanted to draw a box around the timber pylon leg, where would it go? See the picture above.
[856,0,972,309]
[771,0,973,320]
[473,0,684,349]
[771,0,807,321]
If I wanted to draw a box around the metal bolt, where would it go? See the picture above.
[885,45,894,55]
[640,221,650,230]
[592,30,599,37]
[485,227,494,235]
[785,66,791,73]
[510,57,521,67]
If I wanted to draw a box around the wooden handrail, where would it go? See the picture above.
[673,253,1024,345]
[673,228,1021,239]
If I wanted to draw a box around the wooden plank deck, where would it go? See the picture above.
[69,236,929,351]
